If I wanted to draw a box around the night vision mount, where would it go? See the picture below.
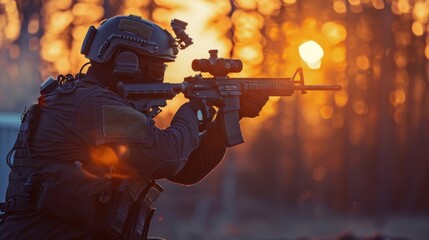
[171,19,193,50]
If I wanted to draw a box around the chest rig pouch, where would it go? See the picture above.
[105,178,163,240]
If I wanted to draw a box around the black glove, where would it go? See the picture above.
[239,92,269,119]
[188,98,217,132]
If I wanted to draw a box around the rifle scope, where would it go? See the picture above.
[192,50,242,76]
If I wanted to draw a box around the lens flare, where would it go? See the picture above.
[90,145,119,167]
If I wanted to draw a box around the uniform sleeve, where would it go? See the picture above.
[167,116,228,185]
[72,91,202,180]
[120,103,202,179]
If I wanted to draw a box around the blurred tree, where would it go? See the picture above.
[0,0,42,111]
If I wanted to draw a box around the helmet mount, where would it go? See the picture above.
[170,19,193,51]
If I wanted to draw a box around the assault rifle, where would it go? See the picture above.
[116,50,341,147]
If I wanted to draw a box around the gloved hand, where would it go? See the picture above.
[239,92,269,119]
[188,98,217,132]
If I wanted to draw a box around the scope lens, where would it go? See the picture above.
[192,59,211,72]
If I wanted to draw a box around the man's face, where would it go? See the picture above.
[138,56,167,83]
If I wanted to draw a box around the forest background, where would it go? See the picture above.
[1,0,429,239]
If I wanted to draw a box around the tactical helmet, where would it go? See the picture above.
[81,15,181,63]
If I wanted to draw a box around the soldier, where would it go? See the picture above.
[0,15,268,239]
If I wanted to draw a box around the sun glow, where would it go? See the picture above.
[298,40,324,69]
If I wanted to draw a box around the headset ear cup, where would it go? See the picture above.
[113,51,140,77]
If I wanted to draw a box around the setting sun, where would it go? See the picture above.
[298,40,324,69]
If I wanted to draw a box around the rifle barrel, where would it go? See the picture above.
[295,84,341,91]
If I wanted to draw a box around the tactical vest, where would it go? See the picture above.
[1,103,47,214]
[0,76,163,240]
